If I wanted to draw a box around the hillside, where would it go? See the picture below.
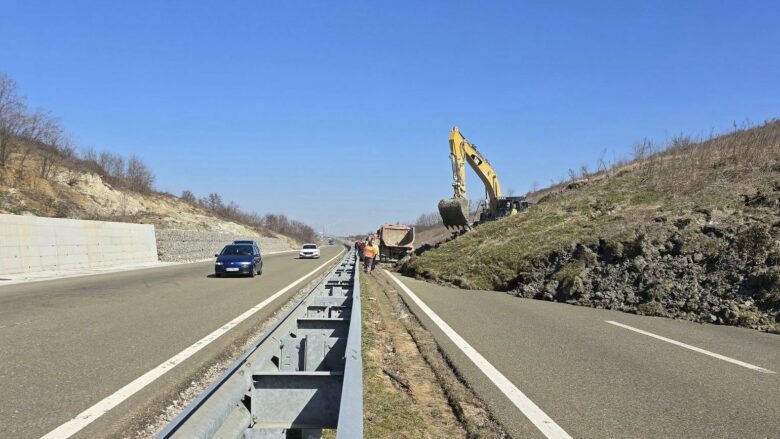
[0,147,309,262]
[401,121,780,333]
[1,162,262,235]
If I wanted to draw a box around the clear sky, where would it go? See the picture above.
[1,1,778,235]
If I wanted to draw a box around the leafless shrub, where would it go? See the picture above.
[632,138,655,162]
[580,164,590,180]
[181,190,196,204]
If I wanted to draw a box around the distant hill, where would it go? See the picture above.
[402,120,780,333]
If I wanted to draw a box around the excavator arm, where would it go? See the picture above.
[439,127,504,228]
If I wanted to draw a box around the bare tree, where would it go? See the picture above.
[202,192,224,212]
[0,73,28,167]
[37,115,68,180]
[81,147,98,163]
[126,155,155,193]
[98,151,126,179]
[413,212,443,231]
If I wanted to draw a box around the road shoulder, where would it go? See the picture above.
[362,271,507,438]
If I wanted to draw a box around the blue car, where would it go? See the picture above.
[214,243,263,278]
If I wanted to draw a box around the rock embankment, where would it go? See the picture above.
[155,229,293,262]
[505,208,779,333]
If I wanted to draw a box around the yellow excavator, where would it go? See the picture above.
[438,127,529,229]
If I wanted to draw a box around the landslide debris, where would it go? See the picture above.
[401,121,780,333]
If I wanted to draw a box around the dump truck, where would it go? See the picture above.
[377,224,415,262]
[439,126,529,229]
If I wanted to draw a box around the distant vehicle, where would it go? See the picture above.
[214,243,263,277]
[328,238,335,245]
[233,240,259,246]
[299,243,320,259]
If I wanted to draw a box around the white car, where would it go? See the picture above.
[299,243,320,259]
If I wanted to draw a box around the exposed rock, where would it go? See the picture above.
[155,229,291,262]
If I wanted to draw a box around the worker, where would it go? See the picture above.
[370,239,380,271]
[356,239,365,260]
[510,203,518,216]
[363,239,377,273]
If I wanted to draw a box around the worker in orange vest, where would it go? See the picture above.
[363,238,378,273]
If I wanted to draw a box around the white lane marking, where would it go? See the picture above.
[42,250,344,439]
[385,270,572,439]
[606,321,776,374]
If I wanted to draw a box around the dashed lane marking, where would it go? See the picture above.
[606,320,775,374]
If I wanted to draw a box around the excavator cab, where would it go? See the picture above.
[496,196,529,218]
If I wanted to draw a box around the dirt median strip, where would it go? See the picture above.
[361,270,507,438]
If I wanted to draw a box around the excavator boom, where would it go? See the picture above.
[438,127,504,228]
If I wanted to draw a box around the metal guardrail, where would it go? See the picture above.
[156,250,362,439]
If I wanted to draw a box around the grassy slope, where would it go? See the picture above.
[402,121,780,332]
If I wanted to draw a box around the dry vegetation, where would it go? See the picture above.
[402,120,780,333]
[0,71,317,243]
[361,272,506,438]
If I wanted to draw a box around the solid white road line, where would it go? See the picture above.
[41,250,344,439]
[606,320,776,374]
[385,270,572,439]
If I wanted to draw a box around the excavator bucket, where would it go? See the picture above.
[438,198,471,229]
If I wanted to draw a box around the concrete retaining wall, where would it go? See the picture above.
[0,214,158,275]
[155,229,293,262]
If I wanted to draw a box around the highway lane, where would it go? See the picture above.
[0,246,342,439]
[387,273,780,439]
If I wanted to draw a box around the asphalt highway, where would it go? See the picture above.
[387,273,780,439]
[0,246,342,439]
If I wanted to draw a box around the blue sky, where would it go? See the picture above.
[1,1,778,235]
